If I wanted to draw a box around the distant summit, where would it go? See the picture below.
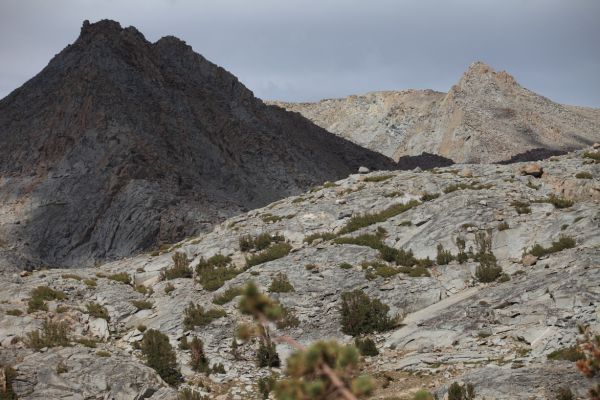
[269,61,600,163]
[0,20,396,269]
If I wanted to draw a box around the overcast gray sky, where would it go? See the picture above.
[1,0,599,106]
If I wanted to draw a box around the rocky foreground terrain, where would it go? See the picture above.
[0,20,398,271]
[269,62,600,164]
[1,146,598,399]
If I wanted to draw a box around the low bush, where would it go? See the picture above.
[527,235,576,257]
[436,244,454,265]
[132,300,153,311]
[140,329,181,386]
[303,232,337,244]
[534,194,574,209]
[162,253,192,280]
[474,231,502,283]
[257,338,280,367]
[547,345,584,362]
[83,278,97,287]
[339,262,353,269]
[364,174,394,183]
[420,192,440,202]
[340,290,396,336]
[443,182,492,193]
[498,221,510,231]
[583,151,600,162]
[183,303,226,330]
[413,389,435,400]
[96,350,111,357]
[61,273,82,281]
[239,233,285,252]
[189,336,210,374]
[86,302,109,320]
[339,200,420,234]
[511,200,531,214]
[258,375,277,399]
[0,365,17,400]
[355,337,379,356]
[107,272,131,284]
[245,242,292,268]
[164,283,175,294]
[28,286,66,313]
[212,286,243,305]
[448,382,475,400]
[268,273,294,293]
[575,171,593,179]
[26,319,70,350]
[6,309,23,316]
[275,305,300,329]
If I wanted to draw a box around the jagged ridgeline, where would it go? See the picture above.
[0,19,414,270]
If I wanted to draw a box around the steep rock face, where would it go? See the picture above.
[0,20,396,269]
[270,62,600,163]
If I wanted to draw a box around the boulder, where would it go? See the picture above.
[521,254,538,267]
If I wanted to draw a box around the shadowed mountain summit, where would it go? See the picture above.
[0,19,401,269]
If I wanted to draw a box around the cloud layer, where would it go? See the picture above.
[1,0,599,106]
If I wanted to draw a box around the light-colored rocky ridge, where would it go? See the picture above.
[0,147,599,399]
[268,62,600,164]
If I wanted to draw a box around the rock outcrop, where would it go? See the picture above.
[269,62,600,163]
[1,147,598,399]
[0,20,398,270]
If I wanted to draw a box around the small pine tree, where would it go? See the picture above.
[189,337,209,374]
[140,329,181,386]
[257,338,280,367]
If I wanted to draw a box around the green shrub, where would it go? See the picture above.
[83,278,97,287]
[362,261,398,279]
[140,329,181,386]
[498,221,510,231]
[547,345,584,362]
[454,236,468,263]
[86,302,109,320]
[183,303,226,330]
[5,309,23,316]
[420,192,440,202]
[137,324,147,332]
[0,365,17,400]
[413,389,435,400]
[27,286,66,313]
[261,213,283,223]
[212,363,226,374]
[528,235,576,257]
[196,259,241,292]
[339,200,420,234]
[575,171,593,179]
[239,233,285,252]
[107,272,131,284]
[162,253,192,280]
[498,273,511,282]
[535,194,574,209]
[474,231,502,283]
[448,382,475,400]
[75,337,98,348]
[257,338,280,367]
[245,242,292,268]
[61,273,82,281]
[96,350,111,357]
[303,232,337,244]
[364,174,394,183]
[355,337,379,356]
[511,200,531,214]
[275,305,300,329]
[212,286,243,305]
[177,388,205,400]
[164,282,175,294]
[399,265,431,277]
[339,290,395,336]
[26,319,70,350]
[339,262,353,269]
[443,182,492,193]
[258,375,277,399]
[436,244,454,265]
[583,151,600,162]
[189,336,209,373]
[268,272,294,293]
[555,387,574,400]
[132,300,153,311]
